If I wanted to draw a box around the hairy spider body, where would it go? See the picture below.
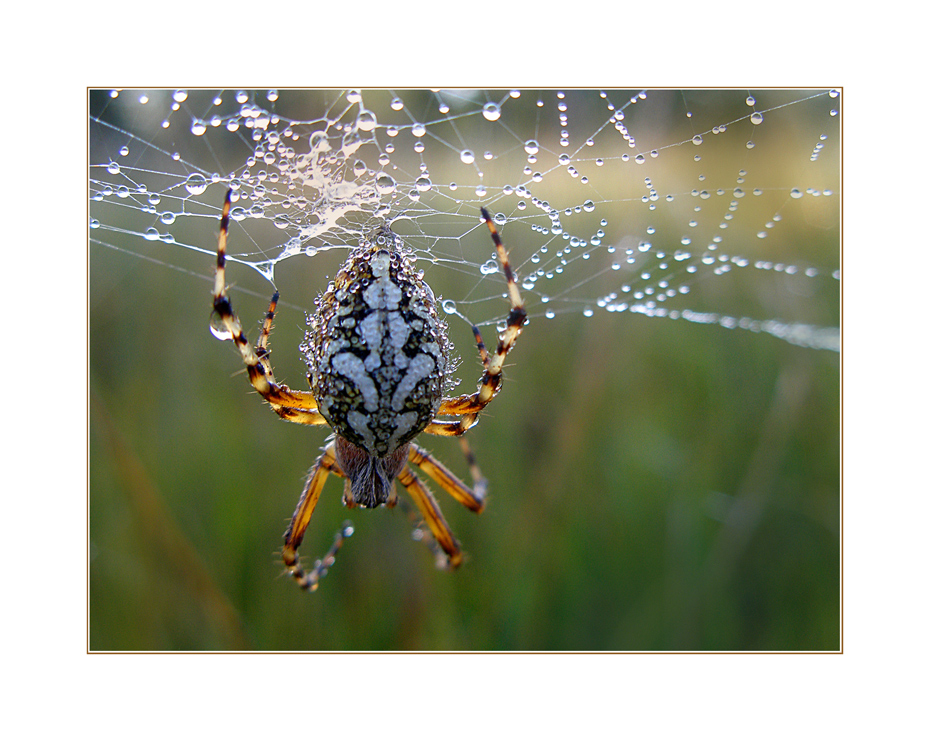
[211,189,526,590]
[304,228,452,507]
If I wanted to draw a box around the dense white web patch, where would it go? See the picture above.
[89,88,840,351]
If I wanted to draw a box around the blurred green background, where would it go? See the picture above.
[89,89,839,651]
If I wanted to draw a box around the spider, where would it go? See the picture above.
[210,189,526,591]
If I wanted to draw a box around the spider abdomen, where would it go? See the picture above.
[305,228,452,459]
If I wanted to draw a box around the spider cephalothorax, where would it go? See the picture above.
[211,190,526,590]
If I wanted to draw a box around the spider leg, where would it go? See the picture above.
[295,521,354,593]
[211,188,324,422]
[458,437,489,504]
[408,442,486,513]
[282,440,348,591]
[397,465,463,569]
[426,208,526,434]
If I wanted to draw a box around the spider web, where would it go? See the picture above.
[89,88,840,352]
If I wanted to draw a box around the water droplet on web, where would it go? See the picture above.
[790,188,803,199]
[415,175,432,192]
[582,200,595,213]
[119,145,130,157]
[745,95,756,106]
[375,173,396,195]
[346,90,361,104]
[750,112,764,125]
[634,154,645,164]
[191,119,207,136]
[524,139,539,155]
[230,207,246,221]
[460,149,475,164]
[480,260,499,275]
[390,97,404,111]
[185,173,208,195]
[692,135,703,146]
[411,122,426,137]
[482,102,501,121]
[160,212,176,225]
[475,184,487,197]
[144,227,159,241]
[441,299,456,314]
[107,161,120,175]
[89,218,100,229]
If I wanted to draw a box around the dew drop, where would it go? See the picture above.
[750,112,764,125]
[482,102,501,121]
[357,109,377,132]
[582,199,595,213]
[144,227,159,241]
[107,161,120,175]
[415,175,432,192]
[524,139,539,155]
[375,173,397,195]
[209,310,234,341]
[185,173,208,195]
[191,119,207,136]
[441,299,456,314]
[634,154,645,164]
[790,188,803,199]
[390,97,404,111]
[745,95,756,106]
[411,122,426,137]
[460,149,475,164]
[160,211,176,225]
[692,135,703,146]
[480,259,499,275]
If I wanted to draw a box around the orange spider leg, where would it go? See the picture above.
[398,464,463,569]
[211,189,325,421]
[281,440,354,591]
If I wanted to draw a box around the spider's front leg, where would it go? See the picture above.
[424,208,527,436]
[210,188,325,423]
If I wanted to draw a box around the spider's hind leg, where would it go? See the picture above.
[282,440,352,591]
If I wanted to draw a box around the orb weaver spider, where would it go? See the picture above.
[210,189,526,591]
